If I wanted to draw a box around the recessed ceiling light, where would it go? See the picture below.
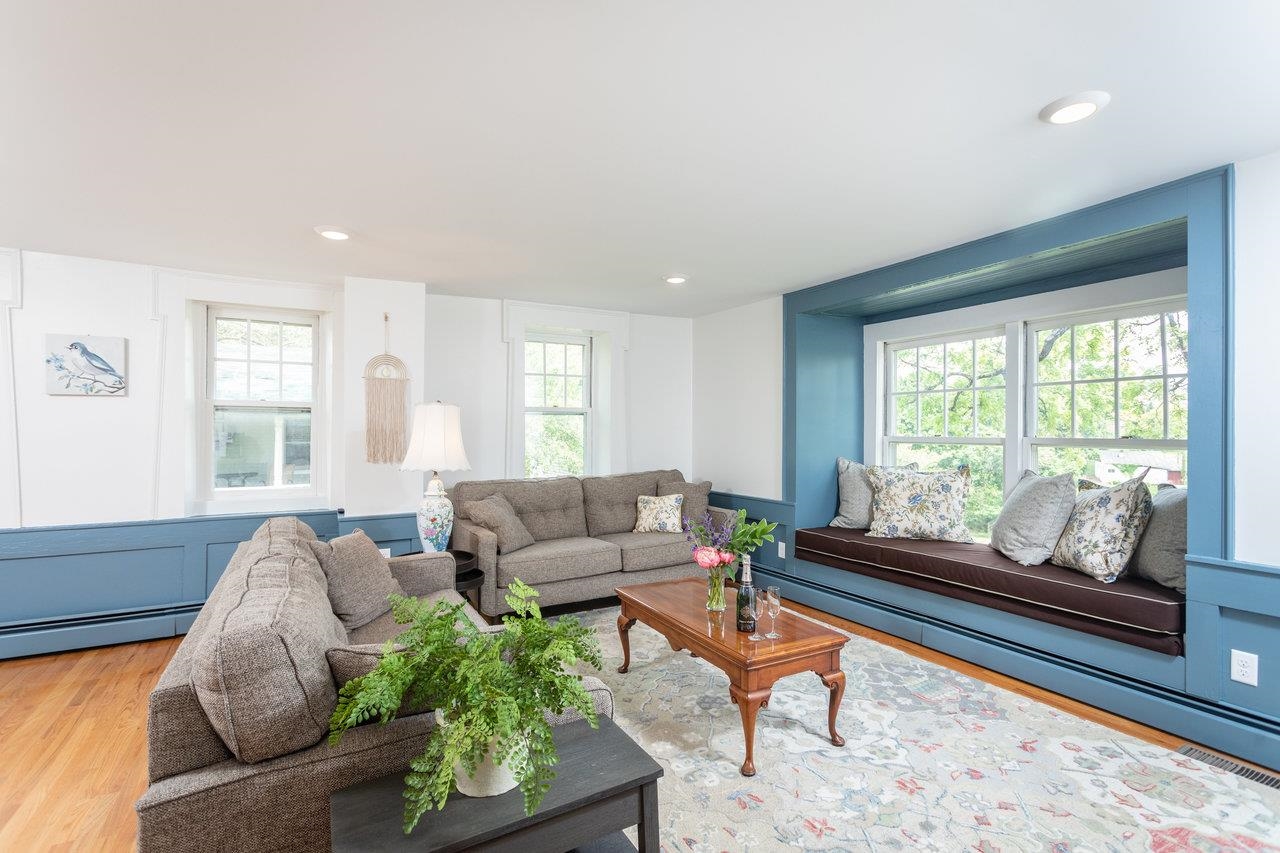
[1039,91,1111,125]
[314,226,350,241]
[664,276,687,285]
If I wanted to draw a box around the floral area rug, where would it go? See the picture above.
[576,608,1280,852]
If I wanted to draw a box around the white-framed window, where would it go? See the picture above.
[1026,302,1188,489]
[522,334,592,477]
[884,330,1008,539]
[874,291,1189,542]
[201,306,321,502]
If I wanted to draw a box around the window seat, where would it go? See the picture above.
[794,528,1185,656]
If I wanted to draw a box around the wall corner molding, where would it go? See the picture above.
[0,248,24,527]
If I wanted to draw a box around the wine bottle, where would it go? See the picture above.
[736,555,757,633]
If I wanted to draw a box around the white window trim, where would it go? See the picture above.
[864,269,1189,497]
[500,300,631,478]
[522,332,594,477]
[192,303,329,513]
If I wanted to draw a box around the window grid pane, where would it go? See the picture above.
[889,334,1005,441]
[1029,309,1188,442]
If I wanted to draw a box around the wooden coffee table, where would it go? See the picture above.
[615,577,848,777]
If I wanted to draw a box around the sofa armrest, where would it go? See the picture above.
[450,519,500,616]
[708,505,736,530]
[388,551,455,597]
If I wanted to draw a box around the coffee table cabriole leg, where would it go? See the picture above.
[728,684,772,777]
[818,669,847,747]
[616,615,637,674]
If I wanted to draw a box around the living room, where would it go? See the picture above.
[3,3,1280,851]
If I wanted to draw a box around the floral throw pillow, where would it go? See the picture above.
[865,468,973,543]
[634,494,684,533]
[1051,472,1154,583]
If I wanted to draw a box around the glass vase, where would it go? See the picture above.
[706,566,727,612]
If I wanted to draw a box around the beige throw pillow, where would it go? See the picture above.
[634,494,685,533]
[1051,472,1154,583]
[308,529,405,630]
[865,467,973,543]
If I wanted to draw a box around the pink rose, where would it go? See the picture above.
[718,550,736,566]
[693,546,720,569]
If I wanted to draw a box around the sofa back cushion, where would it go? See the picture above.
[190,517,348,764]
[453,476,588,541]
[581,469,683,536]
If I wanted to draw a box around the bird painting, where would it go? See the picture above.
[45,334,128,395]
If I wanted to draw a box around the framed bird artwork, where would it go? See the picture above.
[44,334,128,396]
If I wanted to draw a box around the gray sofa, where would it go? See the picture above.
[450,469,732,616]
[135,517,614,853]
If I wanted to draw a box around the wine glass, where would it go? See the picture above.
[745,593,764,642]
[764,586,782,639]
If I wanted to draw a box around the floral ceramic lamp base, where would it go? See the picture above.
[417,478,454,552]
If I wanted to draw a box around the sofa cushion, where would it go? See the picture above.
[597,531,692,572]
[462,493,535,554]
[795,527,1184,636]
[496,537,622,587]
[659,480,711,527]
[308,529,405,630]
[581,470,682,536]
[191,522,348,764]
[1133,486,1188,593]
[990,471,1077,566]
[831,458,916,529]
[452,476,588,541]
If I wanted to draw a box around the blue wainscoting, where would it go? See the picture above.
[0,509,427,660]
[708,491,794,575]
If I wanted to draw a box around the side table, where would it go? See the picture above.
[448,548,482,609]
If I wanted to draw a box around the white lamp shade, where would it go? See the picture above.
[401,402,471,472]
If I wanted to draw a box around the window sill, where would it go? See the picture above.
[187,494,330,518]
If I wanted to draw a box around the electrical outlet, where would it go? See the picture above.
[378,547,392,558]
[1231,649,1259,687]
[778,541,786,560]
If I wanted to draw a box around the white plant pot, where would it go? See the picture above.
[435,710,519,798]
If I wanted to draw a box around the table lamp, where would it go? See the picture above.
[401,401,471,552]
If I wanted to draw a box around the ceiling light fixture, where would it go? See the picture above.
[664,276,687,285]
[1039,91,1111,125]
[314,226,350,241]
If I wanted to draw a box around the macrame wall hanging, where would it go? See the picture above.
[363,313,409,464]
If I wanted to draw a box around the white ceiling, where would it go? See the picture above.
[2,2,1279,317]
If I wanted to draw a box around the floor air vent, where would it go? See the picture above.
[1177,746,1280,790]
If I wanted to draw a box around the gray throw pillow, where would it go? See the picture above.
[308,530,405,631]
[830,458,917,529]
[463,493,534,555]
[659,480,711,527]
[990,471,1077,566]
[1132,486,1187,592]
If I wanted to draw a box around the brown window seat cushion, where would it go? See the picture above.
[795,528,1185,656]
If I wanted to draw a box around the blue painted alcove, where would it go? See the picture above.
[755,166,1280,769]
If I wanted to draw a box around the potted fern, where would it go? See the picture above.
[328,579,603,834]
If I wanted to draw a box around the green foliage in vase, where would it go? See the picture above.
[726,509,778,557]
[328,579,603,833]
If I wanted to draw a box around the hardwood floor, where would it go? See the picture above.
[0,601,1239,850]
[0,636,180,852]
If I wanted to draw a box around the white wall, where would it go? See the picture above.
[338,277,427,516]
[629,314,693,477]
[0,251,698,528]
[692,296,783,498]
[1233,149,1280,566]
[4,253,168,526]
[425,294,508,486]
